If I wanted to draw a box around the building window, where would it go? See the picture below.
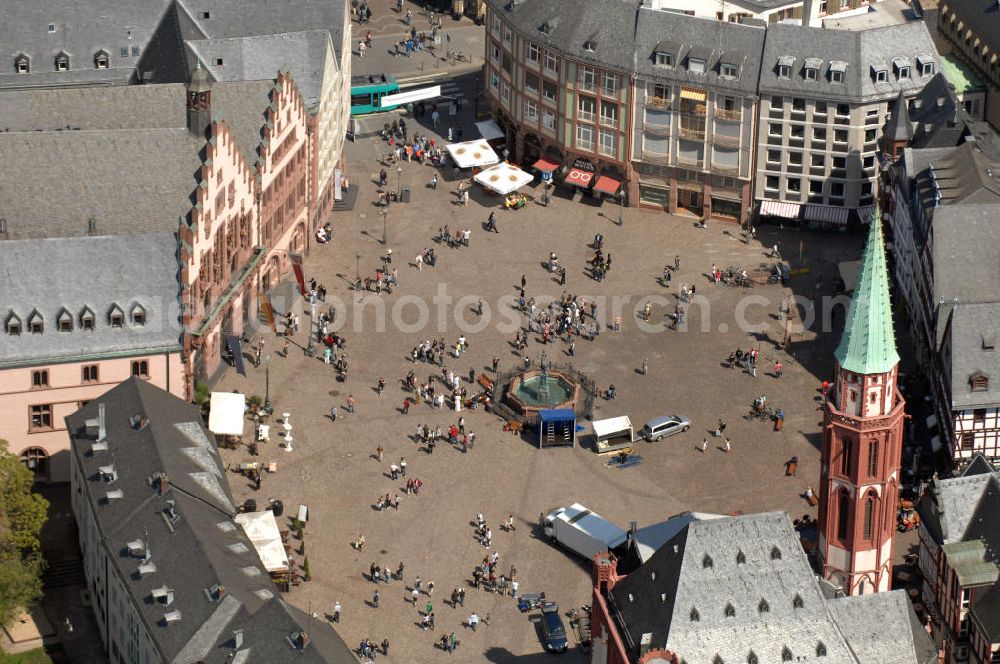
[765,176,779,191]
[863,494,875,540]
[31,370,49,388]
[57,309,72,332]
[602,72,618,96]
[109,305,124,328]
[503,27,511,46]
[811,154,825,167]
[491,13,501,33]
[20,447,48,475]
[655,52,674,67]
[972,375,989,392]
[501,82,510,104]
[131,360,150,378]
[490,42,500,63]
[490,71,499,90]
[688,58,706,74]
[28,312,43,334]
[837,491,850,540]
[830,69,844,83]
[543,80,557,103]
[525,73,539,93]
[6,313,21,336]
[874,69,887,83]
[599,129,616,156]
[833,129,848,144]
[576,125,594,151]
[544,51,557,75]
[94,50,109,69]
[542,109,555,130]
[897,66,910,80]
[777,64,791,79]
[600,101,618,126]
[962,588,972,610]
[30,404,53,431]
[720,63,738,79]
[809,180,823,194]
[83,365,99,383]
[131,304,146,326]
[15,54,30,73]
[80,307,95,331]
[524,100,538,121]
[578,95,596,122]
[921,61,934,76]
[767,149,781,164]
[579,66,595,91]
[527,42,539,63]
[831,182,844,197]
[787,178,801,193]
[55,52,69,71]
[841,438,852,474]
[867,440,879,476]
[769,123,782,136]
[804,66,817,81]
[974,408,987,423]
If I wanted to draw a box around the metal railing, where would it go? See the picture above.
[641,151,672,165]
[712,134,740,148]
[645,96,672,108]
[715,107,741,121]
[679,126,705,140]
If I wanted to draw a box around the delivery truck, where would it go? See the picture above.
[542,503,629,561]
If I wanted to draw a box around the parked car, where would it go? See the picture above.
[641,415,690,442]
[540,601,568,653]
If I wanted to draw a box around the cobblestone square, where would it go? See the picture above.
[214,152,863,662]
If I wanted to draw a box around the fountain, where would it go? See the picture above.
[501,351,587,419]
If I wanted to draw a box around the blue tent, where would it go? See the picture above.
[538,409,576,448]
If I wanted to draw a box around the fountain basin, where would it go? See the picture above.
[506,369,580,417]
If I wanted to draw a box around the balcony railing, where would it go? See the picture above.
[715,107,741,121]
[641,151,671,165]
[713,134,740,148]
[577,111,595,123]
[681,103,707,116]
[712,163,739,176]
[643,122,672,136]
[676,154,704,168]
[678,126,705,140]
[645,96,672,108]
[578,80,595,92]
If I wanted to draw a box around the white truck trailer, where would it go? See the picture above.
[543,503,629,561]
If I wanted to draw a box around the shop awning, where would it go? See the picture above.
[474,161,534,195]
[759,200,801,219]
[234,511,290,573]
[565,167,594,187]
[208,392,246,436]
[593,175,621,196]
[475,119,505,142]
[804,204,850,226]
[533,158,559,173]
[856,205,877,224]
[680,87,707,102]
[446,140,499,169]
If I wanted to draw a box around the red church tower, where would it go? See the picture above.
[818,210,906,595]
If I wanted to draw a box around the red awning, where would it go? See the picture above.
[565,168,594,187]
[593,175,621,196]
[533,158,559,173]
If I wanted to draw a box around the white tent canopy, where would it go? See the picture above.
[446,140,499,169]
[474,162,534,195]
[208,392,246,436]
[592,416,633,439]
[475,119,505,141]
[234,511,289,572]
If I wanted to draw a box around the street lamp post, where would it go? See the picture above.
[618,190,625,227]
[381,207,388,245]
[355,253,361,289]
[263,354,272,413]
[305,296,317,357]
[396,165,403,200]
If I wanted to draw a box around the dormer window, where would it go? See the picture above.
[27,310,44,334]
[55,51,69,72]
[792,594,804,609]
[736,550,746,564]
[917,54,935,76]
[131,304,147,326]
[655,52,674,67]
[540,19,557,35]
[94,50,109,69]
[782,647,794,662]
[108,305,125,328]
[688,57,706,74]
[5,312,21,336]
[724,603,736,617]
[14,54,29,74]
[817,642,827,657]
[758,599,769,613]
[702,554,713,568]
[829,61,847,84]
[872,64,888,83]
[777,55,794,79]
[690,607,700,621]
[583,40,595,52]
[57,308,73,332]
[803,58,821,81]
[719,63,738,79]
[80,307,95,331]
[771,546,782,560]
[971,372,990,392]
[893,58,911,80]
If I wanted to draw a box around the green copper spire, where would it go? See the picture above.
[834,207,900,375]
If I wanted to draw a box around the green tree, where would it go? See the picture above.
[0,440,48,627]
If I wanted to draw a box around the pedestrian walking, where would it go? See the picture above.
[521,274,527,289]
[468,612,479,631]
[492,356,500,373]
[347,394,356,413]
[333,601,342,622]
[372,590,381,607]
[724,437,732,453]
[376,445,384,461]
[411,588,420,604]
[330,406,338,421]
[402,398,410,414]
[774,361,783,378]
[701,438,708,452]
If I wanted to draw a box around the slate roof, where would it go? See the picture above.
[945,302,1000,409]
[0,84,188,132]
[182,0,346,49]
[608,512,934,663]
[0,127,202,240]
[185,30,332,109]
[0,233,182,367]
[834,209,901,375]
[942,0,1000,63]
[634,8,765,95]
[210,79,276,168]
[918,472,996,545]
[758,21,939,103]
[490,0,639,73]
[0,0,174,89]
[932,203,1000,305]
[66,379,356,663]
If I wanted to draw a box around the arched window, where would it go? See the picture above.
[130,303,147,326]
[736,550,746,564]
[57,308,73,332]
[27,310,44,334]
[867,440,879,477]
[55,51,70,71]
[837,490,851,541]
[108,304,125,328]
[724,603,735,617]
[703,554,713,569]
[747,652,759,664]
[792,593,804,609]
[758,599,769,614]
[80,306,95,331]
[863,492,876,540]
[94,50,109,69]
[840,438,852,474]
[20,447,48,477]
[690,607,700,622]
[770,546,782,560]
[14,54,29,73]
[782,646,793,661]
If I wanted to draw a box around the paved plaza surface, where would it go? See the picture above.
[215,139,866,660]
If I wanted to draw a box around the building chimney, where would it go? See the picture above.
[98,403,107,442]
[158,473,170,495]
[801,0,816,27]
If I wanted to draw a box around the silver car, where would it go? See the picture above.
[642,415,690,442]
